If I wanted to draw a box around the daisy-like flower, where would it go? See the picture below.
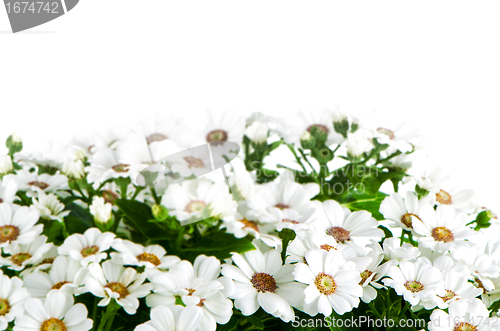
[413,167,449,194]
[14,291,92,331]
[22,256,88,298]
[111,239,181,273]
[244,121,269,146]
[132,113,191,148]
[358,247,385,304]
[313,200,383,246]
[0,235,52,271]
[135,305,204,331]
[345,129,374,159]
[58,228,116,266]
[84,260,153,314]
[382,260,445,306]
[203,109,246,146]
[221,211,281,248]
[379,191,435,231]
[221,248,305,322]
[428,298,499,331]
[0,270,30,330]
[89,196,113,226]
[0,155,13,176]
[373,121,422,154]
[434,187,478,214]
[6,169,68,198]
[267,207,316,232]
[30,192,70,223]
[293,249,363,316]
[85,148,136,189]
[413,205,477,253]
[161,178,236,225]
[147,255,233,331]
[0,204,42,248]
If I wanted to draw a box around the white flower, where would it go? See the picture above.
[62,158,85,179]
[428,298,498,331]
[293,249,363,316]
[30,192,70,223]
[413,205,477,253]
[221,248,305,322]
[89,196,113,225]
[244,121,269,145]
[14,291,92,331]
[203,109,246,145]
[0,155,13,176]
[345,129,373,158]
[22,256,88,298]
[132,113,191,148]
[6,170,68,198]
[413,167,449,193]
[374,121,422,154]
[358,248,385,304]
[58,228,116,266]
[111,239,181,273]
[0,235,52,271]
[313,200,383,246]
[379,191,435,231]
[84,260,153,314]
[0,204,42,249]
[435,187,478,214]
[147,255,233,331]
[0,270,30,330]
[135,305,204,331]
[0,180,18,205]
[382,260,445,306]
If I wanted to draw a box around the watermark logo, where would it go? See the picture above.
[3,0,78,33]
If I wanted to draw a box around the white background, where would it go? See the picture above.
[1,1,499,211]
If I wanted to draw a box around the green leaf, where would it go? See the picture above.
[256,168,279,184]
[216,317,239,331]
[245,314,265,330]
[42,220,65,245]
[266,139,283,153]
[339,192,388,220]
[178,229,255,262]
[64,203,95,235]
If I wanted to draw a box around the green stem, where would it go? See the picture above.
[91,297,99,331]
[286,144,308,173]
[150,187,161,205]
[96,300,120,331]
[175,226,186,250]
[298,148,318,177]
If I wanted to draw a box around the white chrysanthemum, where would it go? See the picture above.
[135,305,204,331]
[162,178,236,225]
[293,249,363,316]
[373,121,422,154]
[62,158,86,179]
[227,158,255,201]
[435,187,478,214]
[345,129,373,158]
[85,148,135,189]
[30,192,69,223]
[84,260,153,314]
[221,248,305,322]
[413,205,477,253]
[0,180,18,205]
[131,113,191,148]
[58,228,116,266]
[22,256,88,298]
[203,109,246,145]
[5,170,68,198]
[0,235,52,271]
[89,196,113,225]
[244,121,269,145]
[379,191,435,231]
[0,270,30,330]
[147,256,233,331]
[20,245,59,276]
[0,204,42,248]
[313,200,383,246]
[382,260,445,306]
[428,298,498,331]
[0,155,13,176]
[14,291,92,331]
[358,247,385,304]
[413,167,449,194]
[111,239,181,272]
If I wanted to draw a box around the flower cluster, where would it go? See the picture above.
[0,108,498,331]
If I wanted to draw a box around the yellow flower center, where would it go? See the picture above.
[400,212,421,229]
[281,218,299,224]
[81,245,100,257]
[0,225,20,243]
[315,272,337,295]
[359,270,374,285]
[28,181,50,190]
[105,282,130,299]
[436,190,452,205]
[137,253,161,266]
[404,280,424,293]
[432,227,454,243]
[327,226,351,243]
[186,288,196,296]
[184,200,206,214]
[251,273,277,293]
[12,253,32,266]
[454,322,478,331]
[40,318,67,331]
[320,244,337,252]
[111,164,130,173]
[51,281,71,290]
[438,289,457,303]
[239,219,259,232]
[0,298,11,316]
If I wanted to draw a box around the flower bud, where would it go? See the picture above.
[0,155,13,176]
[90,196,113,228]
[300,131,316,150]
[6,133,23,156]
[244,121,269,146]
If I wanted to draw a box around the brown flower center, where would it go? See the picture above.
[183,156,205,169]
[315,272,336,295]
[81,245,100,257]
[377,127,395,140]
[239,218,259,232]
[432,227,454,243]
[184,200,206,213]
[327,226,351,243]
[0,298,10,316]
[404,280,424,293]
[438,289,457,303]
[206,130,228,143]
[400,212,421,228]
[41,258,55,265]
[102,190,119,204]
[359,270,374,285]
[197,299,205,307]
[454,322,478,331]
[0,225,20,243]
[0,198,3,203]
[436,190,452,205]
[11,253,32,266]
[147,133,168,144]
[105,282,130,299]
[51,281,71,290]
[320,244,337,252]
[112,164,130,173]
[28,181,50,190]
[186,288,196,296]
[40,318,67,331]
[307,124,329,134]
[274,203,290,210]
[281,218,299,224]
[137,253,161,266]
[251,273,277,293]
